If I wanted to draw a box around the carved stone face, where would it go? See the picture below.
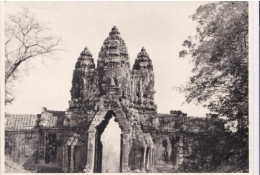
[68,27,156,132]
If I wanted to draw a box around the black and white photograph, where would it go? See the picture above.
[1,1,257,174]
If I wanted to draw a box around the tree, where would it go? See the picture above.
[179,2,248,172]
[5,9,61,103]
[179,2,248,133]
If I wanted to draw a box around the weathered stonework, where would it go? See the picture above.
[63,26,157,173]
[5,26,225,173]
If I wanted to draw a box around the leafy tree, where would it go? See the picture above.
[5,9,61,104]
[179,2,248,133]
[179,2,248,172]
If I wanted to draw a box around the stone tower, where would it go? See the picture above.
[64,26,157,173]
[4,26,226,174]
[97,26,131,97]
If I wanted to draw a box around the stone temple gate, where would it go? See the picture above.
[63,26,157,172]
[87,110,130,173]
[5,26,225,173]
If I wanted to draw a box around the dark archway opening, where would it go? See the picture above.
[94,111,121,173]
[170,136,179,167]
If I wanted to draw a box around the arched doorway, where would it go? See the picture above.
[85,110,130,173]
[94,111,121,173]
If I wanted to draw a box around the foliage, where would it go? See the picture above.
[179,2,248,172]
[5,9,61,104]
[179,118,248,173]
[179,2,248,131]
[180,130,248,173]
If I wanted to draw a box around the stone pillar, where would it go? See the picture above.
[152,148,156,170]
[70,145,75,172]
[177,134,184,168]
[62,146,69,172]
[150,148,153,169]
[147,147,153,171]
[121,133,129,172]
[84,131,96,173]
[142,146,147,172]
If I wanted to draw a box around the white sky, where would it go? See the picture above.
[5,1,209,116]
[101,117,121,172]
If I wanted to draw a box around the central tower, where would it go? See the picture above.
[64,26,157,173]
[97,26,131,97]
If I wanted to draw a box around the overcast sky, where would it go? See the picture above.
[5,1,210,116]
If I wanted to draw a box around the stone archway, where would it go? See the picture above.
[84,110,130,173]
[94,111,120,173]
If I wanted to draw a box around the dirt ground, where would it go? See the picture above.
[5,157,29,173]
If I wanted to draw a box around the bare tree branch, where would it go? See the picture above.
[5,9,62,104]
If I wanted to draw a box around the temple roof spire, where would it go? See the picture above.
[75,46,95,70]
[137,46,150,60]
[109,26,120,36]
[98,26,129,68]
[133,47,153,70]
[80,46,93,57]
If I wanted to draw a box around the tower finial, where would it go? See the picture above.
[133,46,153,70]
[138,46,149,58]
[80,46,92,57]
[109,26,120,36]
[112,26,118,30]
[84,46,89,50]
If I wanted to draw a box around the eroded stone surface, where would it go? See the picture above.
[5,26,225,173]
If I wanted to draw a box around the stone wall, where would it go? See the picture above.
[152,133,183,172]
[5,26,225,173]
[5,130,40,166]
[151,112,225,172]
